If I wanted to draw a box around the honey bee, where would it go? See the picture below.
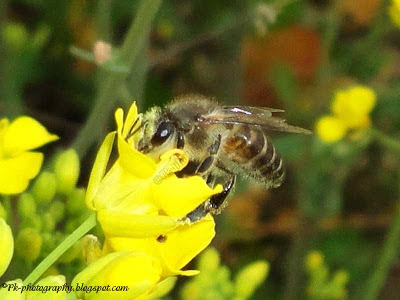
[134,95,311,222]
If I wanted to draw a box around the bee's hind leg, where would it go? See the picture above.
[184,175,235,223]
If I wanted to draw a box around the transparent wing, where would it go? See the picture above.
[201,106,312,135]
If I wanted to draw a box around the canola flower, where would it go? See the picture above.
[73,102,223,299]
[0,218,13,277]
[389,0,400,28]
[0,276,68,300]
[316,86,376,143]
[305,251,349,300]
[0,116,58,194]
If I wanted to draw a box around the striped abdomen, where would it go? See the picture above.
[223,124,285,188]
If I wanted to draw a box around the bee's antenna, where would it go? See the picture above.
[125,117,146,141]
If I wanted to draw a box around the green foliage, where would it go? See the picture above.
[180,248,268,300]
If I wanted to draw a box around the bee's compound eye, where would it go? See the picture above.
[151,121,175,146]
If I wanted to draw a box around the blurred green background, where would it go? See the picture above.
[1,0,400,299]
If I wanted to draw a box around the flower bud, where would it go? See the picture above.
[198,247,220,273]
[18,193,36,219]
[15,227,42,262]
[82,234,102,264]
[0,218,14,277]
[42,212,55,232]
[65,218,81,234]
[234,261,269,299]
[148,277,177,299]
[2,23,28,51]
[66,188,86,216]
[32,172,57,204]
[0,279,25,300]
[27,275,67,300]
[54,149,80,195]
[306,251,324,271]
[93,40,112,65]
[20,213,42,231]
[48,200,65,223]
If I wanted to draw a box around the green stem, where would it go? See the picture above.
[72,0,162,158]
[96,0,113,42]
[23,213,97,285]
[2,195,12,225]
[283,217,317,300]
[370,128,400,155]
[362,188,400,300]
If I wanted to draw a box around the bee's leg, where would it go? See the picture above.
[205,175,235,215]
[195,135,222,177]
[209,134,222,155]
[176,131,185,149]
[206,173,216,187]
[184,175,235,223]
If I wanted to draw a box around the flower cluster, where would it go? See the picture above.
[181,247,269,300]
[389,0,400,28]
[0,116,58,194]
[73,103,223,299]
[305,251,349,300]
[316,86,376,143]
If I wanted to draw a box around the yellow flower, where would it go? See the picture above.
[0,276,68,300]
[306,251,324,271]
[316,86,376,143]
[316,116,347,143]
[0,117,58,194]
[86,103,222,221]
[103,214,216,277]
[72,251,163,300]
[331,86,376,129]
[82,102,223,297]
[0,218,13,277]
[389,0,400,28]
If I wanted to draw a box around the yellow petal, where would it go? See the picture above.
[92,162,156,212]
[73,251,160,300]
[72,251,124,287]
[152,176,223,218]
[98,209,178,238]
[86,132,116,210]
[115,108,124,136]
[145,277,177,300]
[106,252,161,287]
[106,215,216,276]
[159,215,215,276]
[117,134,156,178]
[122,101,139,138]
[3,116,58,157]
[27,275,67,300]
[389,0,400,28]
[0,152,43,194]
[0,218,13,277]
[0,279,25,300]
[316,116,347,143]
[331,86,376,129]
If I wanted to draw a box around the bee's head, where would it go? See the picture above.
[137,107,177,161]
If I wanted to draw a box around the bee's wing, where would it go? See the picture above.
[201,106,312,135]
